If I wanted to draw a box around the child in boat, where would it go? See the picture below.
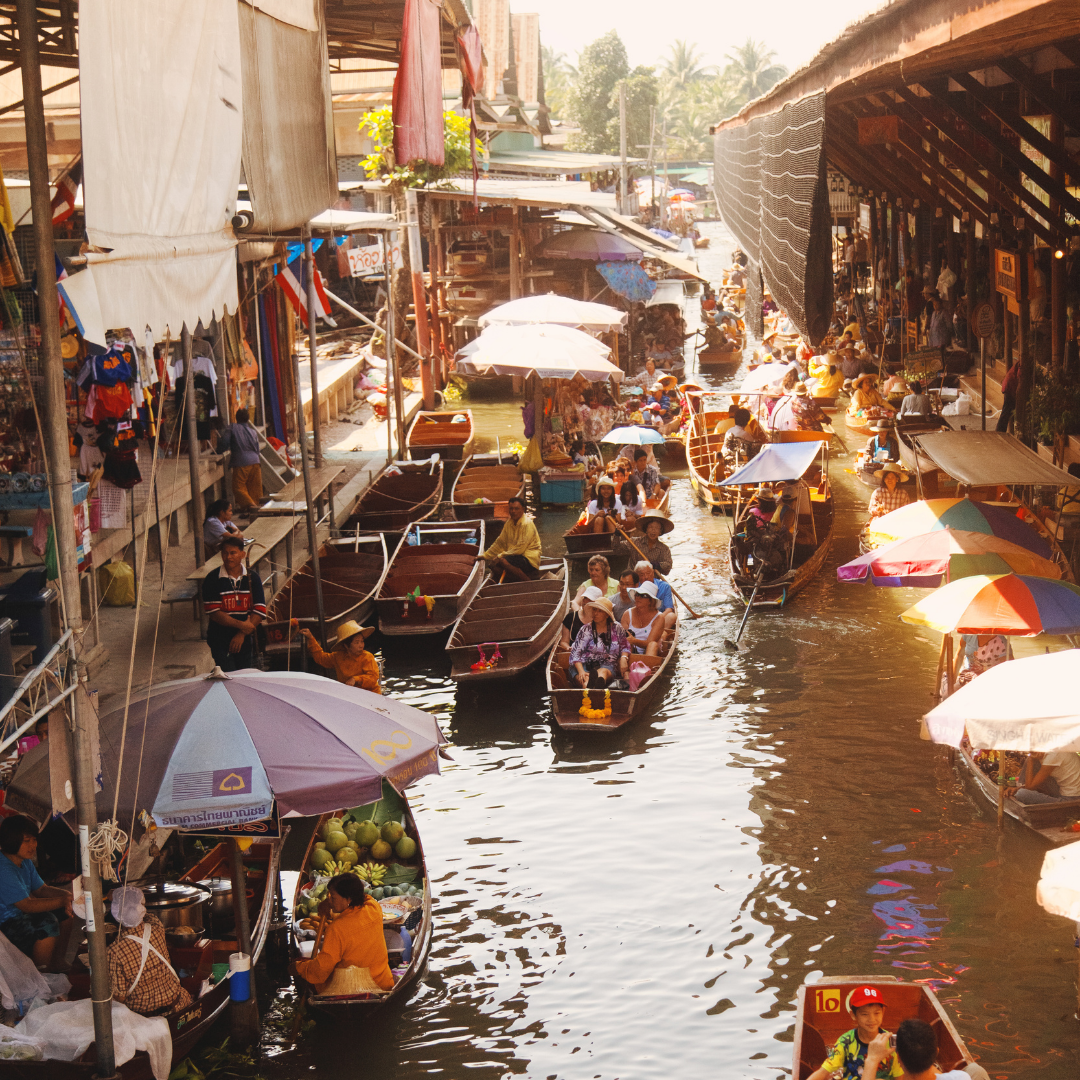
[806,986,904,1080]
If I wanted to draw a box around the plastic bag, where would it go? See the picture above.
[627,660,652,691]
[98,560,136,606]
[518,435,544,474]
[941,392,971,417]
[0,1030,43,1061]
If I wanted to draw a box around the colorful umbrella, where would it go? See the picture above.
[868,497,1052,560]
[7,669,447,830]
[537,228,642,262]
[596,260,656,302]
[838,530,1061,587]
[923,650,1080,750]
[900,573,1080,636]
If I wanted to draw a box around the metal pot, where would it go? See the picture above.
[197,877,236,922]
[128,879,210,934]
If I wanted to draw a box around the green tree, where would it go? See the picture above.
[567,30,629,154]
[660,40,712,95]
[723,38,788,104]
[605,66,659,162]
[542,45,577,122]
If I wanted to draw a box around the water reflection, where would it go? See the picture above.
[251,221,1078,1080]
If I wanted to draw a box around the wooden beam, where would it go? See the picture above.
[917,81,1080,222]
[996,55,1080,139]
[893,87,1060,243]
[826,138,922,212]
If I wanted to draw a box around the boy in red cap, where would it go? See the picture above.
[806,985,904,1080]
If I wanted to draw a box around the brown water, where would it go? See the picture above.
[257,223,1079,1080]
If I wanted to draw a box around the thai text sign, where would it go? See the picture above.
[347,242,403,278]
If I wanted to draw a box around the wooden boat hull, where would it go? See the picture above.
[697,345,742,369]
[794,977,974,1080]
[685,409,734,511]
[956,742,1080,844]
[563,488,670,558]
[407,410,475,461]
[896,416,951,479]
[376,520,486,635]
[546,611,679,732]
[447,562,568,682]
[11,840,284,1079]
[292,792,431,1018]
[346,460,443,534]
[450,456,524,520]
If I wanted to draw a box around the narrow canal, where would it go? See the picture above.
[259,222,1079,1080]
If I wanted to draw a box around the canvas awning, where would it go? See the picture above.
[454,324,621,382]
[573,205,704,280]
[914,431,1077,488]
[721,441,823,486]
[646,280,686,307]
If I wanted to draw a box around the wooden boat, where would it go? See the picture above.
[728,434,834,607]
[956,742,1080,845]
[446,559,568,682]
[696,342,743,370]
[22,838,283,1078]
[407,410,475,461]
[263,535,388,655]
[794,976,975,1080]
[685,406,735,511]
[896,414,951,496]
[291,783,431,1018]
[376,519,486,635]
[345,458,443,534]
[450,455,524,520]
[562,487,671,558]
[546,608,679,732]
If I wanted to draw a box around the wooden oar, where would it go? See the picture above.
[612,521,702,619]
[724,568,765,651]
[290,911,328,1039]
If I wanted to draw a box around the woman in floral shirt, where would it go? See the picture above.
[568,596,630,689]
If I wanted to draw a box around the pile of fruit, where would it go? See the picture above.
[310,815,418,875]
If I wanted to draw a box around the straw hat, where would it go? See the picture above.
[583,595,615,619]
[679,381,704,394]
[334,620,375,648]
[638,510,674,535]
[595,475,616,490]
[869,418,894,433]
[793,382,809,397]
[874,462,909,482]
[853,373,878,390]
[658,375,678,390]
[315,965,389,997]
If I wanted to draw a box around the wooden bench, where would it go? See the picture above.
[161,584,201,640]
[0,525,34,567]
[259,465,341,521]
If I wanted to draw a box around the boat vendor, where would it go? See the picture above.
[769,382,828,433]
[899,380,933,417]
[882,371,910,409]
[621,580,665,657]
[867,463,911,520]
[633,560,676,632]
[702,315,737,352]
[849,373,894,421]
[0,815,72,969]
[107,885,193,1016]
[864,420,900,466]
[806,985,904,1080]
[293,873,394,994]
[299,621,381,693]
[568,596,631,690]
[636,511,674,575]
[476,495,542,581]
[202,533,266,672]
[202,498,243,556]
[1005,750,1080,805]
[628,357,666,390]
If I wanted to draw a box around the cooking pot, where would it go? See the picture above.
[198,877,238,921]
[128,879,210,933]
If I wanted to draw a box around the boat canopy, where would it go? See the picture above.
[721,441,822,486]
[915,431,1076,488]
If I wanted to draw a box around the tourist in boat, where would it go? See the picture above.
[864,420,900,466]
[633,560,676,632]
[294,873,394,993]
[1005,750,1080,805]
[0,816,72,969]
[202,498,243,556]
[202,533,266,672]
[611,570,639,623]
[573,555,619,609]
[568,596,631,689]
[476,495,541,581]
[805,985,904,1080]
[769,383,828,432]
[107,885,193,1016]
[299,621,382,693]
[899,380,933,417]
[867,463,910,520]
[585,476,619,534]
[617,480,644,529]
[561,584,603,649]
[631,447,671,499]
[637,511,674,575]
[621,580,666,657]
[885,1017,991,1080]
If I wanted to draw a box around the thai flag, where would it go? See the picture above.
[54,253,67,322]
[275,252,336,327]
[50,158,81,225]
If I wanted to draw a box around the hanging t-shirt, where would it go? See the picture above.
[91,344,136,387]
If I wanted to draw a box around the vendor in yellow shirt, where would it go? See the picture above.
[299,620,382,693]
[476,495,541,581]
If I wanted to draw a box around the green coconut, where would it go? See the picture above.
[325,831,350,854]
[355,821,380,848]
[380,821,405,846]
[394,836,417,860]
[343,820,360,841]
[319,817,344,841]
[311,848,333,872]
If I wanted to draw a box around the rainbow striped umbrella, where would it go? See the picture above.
[837,529,1060,587]
[900,574,1080,636]
[868,497,1052,560]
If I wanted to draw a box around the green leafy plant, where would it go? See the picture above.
[1029,367,1080,444]
[359,107,480,189]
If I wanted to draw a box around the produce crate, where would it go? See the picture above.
[539,476,586,505]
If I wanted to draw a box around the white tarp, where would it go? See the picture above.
[1037,840,1080,923]
[79,0,243,337]
[242,0,318,31]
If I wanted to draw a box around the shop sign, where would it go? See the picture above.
[995,249,1019,300]
[182,803,282,839]
[970,301,996,339]
[347,242,403,278]
[859,202,871,233]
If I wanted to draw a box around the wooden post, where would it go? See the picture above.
[997,750,1006,829]
[509,206,522,300]
[405,188,434,409]
[303,230,324,467]
[1048,113,1067,379]
[1015,229,1033,442]
[934,635,947,702]
[181,326,206,568]
[228,838,260,1048]
[945,635,955,696]
[428,220,443,390]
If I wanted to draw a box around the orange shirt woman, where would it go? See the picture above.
[295,885,393,991]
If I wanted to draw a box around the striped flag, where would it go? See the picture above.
[275,253,336,327]
[50,158,81,225]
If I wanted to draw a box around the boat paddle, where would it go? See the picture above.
[724,567,765,651]
[289,911,328,1039]
[612,521,703,620]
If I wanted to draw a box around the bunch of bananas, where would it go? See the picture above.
[321,859,352,877]
[353,861,387,885]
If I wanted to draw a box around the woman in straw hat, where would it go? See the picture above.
[867,462,911,520]
[848,372,893,421]
[567,595,631,690]
[293,873,393,994]
[299,620,381,693]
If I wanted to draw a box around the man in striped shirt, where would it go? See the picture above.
[202,534,266,671]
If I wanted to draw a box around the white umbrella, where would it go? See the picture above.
[738,362,798,395]
[923,650,1080,751]
[454,324,622,382]
[479,293,627,333]
[1037,839,1080,921]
